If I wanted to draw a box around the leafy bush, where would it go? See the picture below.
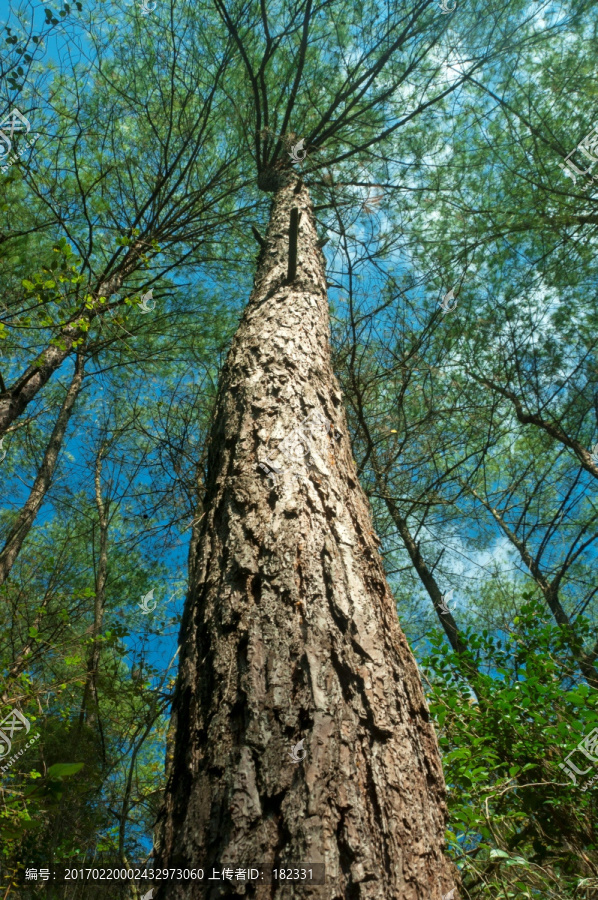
[422,598,598,899]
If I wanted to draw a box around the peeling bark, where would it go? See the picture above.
[155,176,454,899]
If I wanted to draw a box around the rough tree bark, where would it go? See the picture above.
[155,173,454,899]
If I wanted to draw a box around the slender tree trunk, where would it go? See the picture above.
[0,327,81,437]
[0,352,85,587]
[468,372,598,481]
[0,260,138,437]
[381,499,470,653]
[79,444,110,754]
[467,484,598,689]
[155,175,454,899]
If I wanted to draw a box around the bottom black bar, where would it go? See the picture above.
[15,863,326,885]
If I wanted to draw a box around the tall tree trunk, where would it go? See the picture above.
[0,352,85,587]
[155,175,454,899]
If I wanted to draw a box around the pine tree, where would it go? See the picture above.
[155,166,454,897]
[152,0,540,892]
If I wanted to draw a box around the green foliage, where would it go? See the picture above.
[422,598,598,898]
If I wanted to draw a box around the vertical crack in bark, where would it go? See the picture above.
[287,207,301,282]
[155,177,454,899]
